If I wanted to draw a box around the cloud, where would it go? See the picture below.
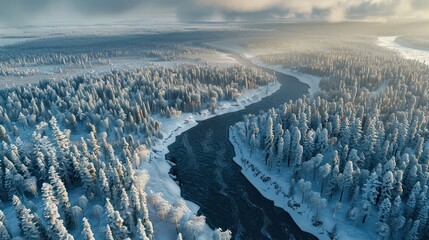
[411,0,429,9]
[0,0,427,26]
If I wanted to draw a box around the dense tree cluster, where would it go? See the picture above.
[234,41,429,239]
[259,42,429,93]
[0,43,220,78]
[0,62,271,238]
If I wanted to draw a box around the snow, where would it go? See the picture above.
[229,125,378,240]
[140,80,280,239]
[248,57,322,95]
[0,52,238,88]
[377,36,429,66]
[206,39,322,95]
[0,77,279,240]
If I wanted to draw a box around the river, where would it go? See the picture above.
[378,36,429,65]
[166,55,317,240]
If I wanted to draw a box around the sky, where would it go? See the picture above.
[0,0,428,26]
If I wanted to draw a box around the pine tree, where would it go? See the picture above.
[98,168,111,202]
[361,172,380,223]
[311,154,323,181]
[284,129,291,166]
[327,165,339,198]
[264,115,274,169]
[276,136,284,172]
[393,170,404,198]
[298,113,308,142]
[389,196,405,238]
[4,164,19,199]
[49,166,72,228]
[380,171,394,202]
[0,210,11,238]
[105,225,114,240]
[417,203,428,236]
[405,192,416,219]
[0,221,11,240]
[338,161,354,202]
[407,220,420,240]
[319,163,331,195]
[82,218,95,240]
[298,179,312,204]
[12,195,40,240]
[41,183,74,240]
[136,219,150,240]
[377,198,391,238]
[79,156,96,198]
[292,144,303,179]
[128,184,141,226]
[106,198,129,239]
[120,188,134,232]
[124,158,135,190]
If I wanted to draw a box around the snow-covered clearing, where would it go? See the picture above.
[229,126,378,240]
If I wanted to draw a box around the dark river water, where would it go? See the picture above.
[166,55,317,240]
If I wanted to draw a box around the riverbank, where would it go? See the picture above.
[229,125,377,240]
[395,36,429,52]
[245,55,322,95]
[142,80,280,239]
[377,36,429,66]
[205,40,322,95]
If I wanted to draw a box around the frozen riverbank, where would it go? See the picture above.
[229,125,377,240]
[378,36,429,66]
[206,40,322,95]
[142,80,280,239]
[246,56,321,95]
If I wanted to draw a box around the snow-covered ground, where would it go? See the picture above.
[248,57,321,95]
[143,80,280,239]
[378,36,429,66]
[229,126,377,240]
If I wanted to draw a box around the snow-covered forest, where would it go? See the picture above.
[232,39,429,239]
[0,43,220,79]
[0,54,275,239]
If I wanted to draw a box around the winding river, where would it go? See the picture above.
[167,55,317,240]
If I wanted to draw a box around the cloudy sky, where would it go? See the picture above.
[0,0,428,26]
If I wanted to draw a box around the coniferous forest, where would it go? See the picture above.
[232,37,429,239]
[1,17,429,240]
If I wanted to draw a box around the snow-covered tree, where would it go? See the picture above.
[212,228,232,240]
[82,218,95,240]
[12,195,40,240]
[361,172,380,223]
[49,166,72,228]
[338,161,354,202]
[136,219,149,240]
[41,183,74,240]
